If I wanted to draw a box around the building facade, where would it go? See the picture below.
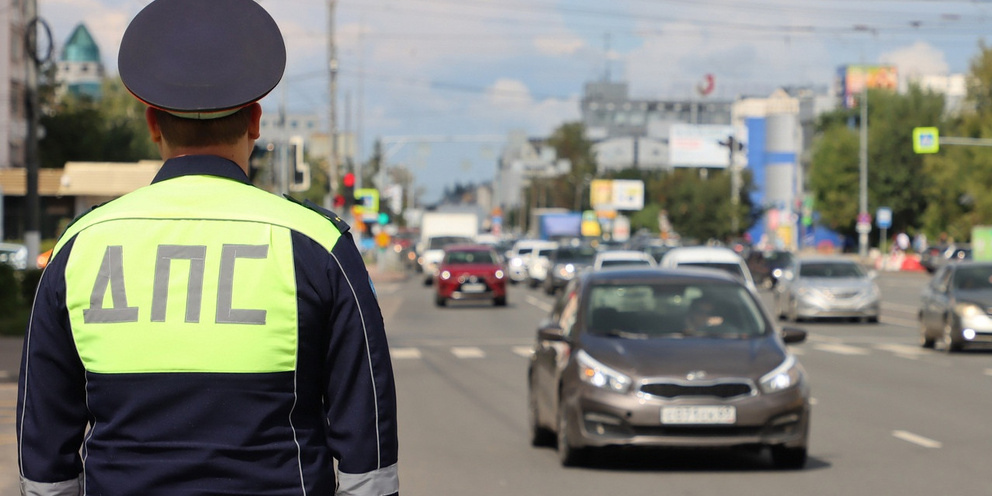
[2,0,28,171]
[57,24,104,100]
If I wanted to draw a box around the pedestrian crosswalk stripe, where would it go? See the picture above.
[814,343,870,356]
[391,348,422,360]
[512,346,533,358]
[875,343,926,359]
[451,347,486,359]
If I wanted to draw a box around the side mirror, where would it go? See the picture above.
[780,326,807,344]
[537,324,566,342]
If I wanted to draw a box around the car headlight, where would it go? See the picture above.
[759,355,804,394]
[576,350,631,393]
[495,269,504,279]
[440,270,451,280]
[511,258,523,267]
[955,302,984,318]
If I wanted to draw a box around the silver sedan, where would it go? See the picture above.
[775,257,881,323]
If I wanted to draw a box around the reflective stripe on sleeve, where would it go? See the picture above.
[336,464,399,496]
[20,474,83,496]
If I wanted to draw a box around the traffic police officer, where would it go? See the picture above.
[16,0,399,494]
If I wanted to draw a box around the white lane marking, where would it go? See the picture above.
[809,398,818,406]
[892,430,942,449]
[787,347,805,355]
[984,369,992,377]
[879,315,919,328]
[525,295,553,313]
[451,347,486,359]
[881,301,920,313]
[390,348,422,360]
[875,343,927,359]
[512,346,534,358]
[814,343,871,356]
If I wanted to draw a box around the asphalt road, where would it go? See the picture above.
[5,269,992,495]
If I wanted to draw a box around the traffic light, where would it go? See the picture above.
[342,172,356,208]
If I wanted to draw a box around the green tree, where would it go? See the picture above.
[547,122,596,211]
[651,168,752,242]
[920,42,992,241]
[808,85,945,238]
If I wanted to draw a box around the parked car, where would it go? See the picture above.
[543,243,599,295]
[434,244,507,307]
[0,243,28,270]
[527,267,810,468]
[659,246,757,292]
[526,242,559,288]
[775,257,880,323]
[592,250,657,270]
[919,261,992,351]
[921,244,972,274]
[746,250,796,289]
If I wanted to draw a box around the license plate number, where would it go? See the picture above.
[661,406,736,424]
[461,283,485,293]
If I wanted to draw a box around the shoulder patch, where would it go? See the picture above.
[283,195,351,234]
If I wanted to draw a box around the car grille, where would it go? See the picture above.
[640,382,753,399]
[823,289,861,299]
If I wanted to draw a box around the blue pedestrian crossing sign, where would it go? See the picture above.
[913,127,939,154]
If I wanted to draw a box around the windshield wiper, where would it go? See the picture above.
[602,329,651,339]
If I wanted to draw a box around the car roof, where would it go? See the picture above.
[583,266,742,286]
[796,256,860,264]
[443,244,495,252]
[660,245,743,262]
[595,250,652,260]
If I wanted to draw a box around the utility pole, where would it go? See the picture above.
[327,0,339,209]
[23,0,43,267]
[858,84,869,258]
[719,135,744,234]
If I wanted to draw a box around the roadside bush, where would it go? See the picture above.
[0,265,29,336]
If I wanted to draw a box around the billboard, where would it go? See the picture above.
[837,65,898,108]
[669,124,738,168]
[589,179,644,211]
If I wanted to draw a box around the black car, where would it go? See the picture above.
[528,267,810,468]
[542,243,598,295]
[746,250,795,289]
[919,261,992,351]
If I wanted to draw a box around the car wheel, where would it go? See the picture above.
[435,294,446,307]
[424,277,433,287]
[556,404,584,467]
[919,319,935,348]
[494,296,507,307]
[528,382,555,448]
[787,299,799,323]
[770,445,807,470]
[544,282,555,296]
[942,320,962,352]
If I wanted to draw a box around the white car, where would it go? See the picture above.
[659,246,757,292]
[506,239,545,284]
[592,250,657,270]
[526,242,559,288]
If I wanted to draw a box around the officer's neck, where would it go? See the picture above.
[162,141,253,176]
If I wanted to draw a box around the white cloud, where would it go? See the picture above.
[533,36,585,56]
[879,41,951,83]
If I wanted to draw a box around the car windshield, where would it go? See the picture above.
[586,282,767,338]
[428,236,473,250]
[953,266,992,290]
[445,250,496,265]
[679,262,745,280]
[556,245,598,263]
[600,259,652,269]
[799,262,865,278]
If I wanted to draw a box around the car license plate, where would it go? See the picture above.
[461,283,485,293]
[661,406,736,425]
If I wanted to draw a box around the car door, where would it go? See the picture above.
[532,282,571,419]
[923,266,952,331]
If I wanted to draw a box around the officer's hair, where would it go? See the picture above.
[153,107,253,147]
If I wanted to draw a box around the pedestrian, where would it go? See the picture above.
[16,0,399,494]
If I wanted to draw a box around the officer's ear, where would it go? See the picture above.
[145,107,164,144]
[247,102,262,140]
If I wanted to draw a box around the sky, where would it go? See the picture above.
[36,0,992,204]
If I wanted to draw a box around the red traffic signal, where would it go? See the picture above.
[343,172,355,188]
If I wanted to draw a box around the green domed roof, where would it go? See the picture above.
[61,24,100,63]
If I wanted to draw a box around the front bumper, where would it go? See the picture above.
[562,383,810,450]
[795,293,879,319]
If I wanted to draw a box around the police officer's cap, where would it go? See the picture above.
[118,0,286,119]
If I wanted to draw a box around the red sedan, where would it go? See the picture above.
[435,244,507,307]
